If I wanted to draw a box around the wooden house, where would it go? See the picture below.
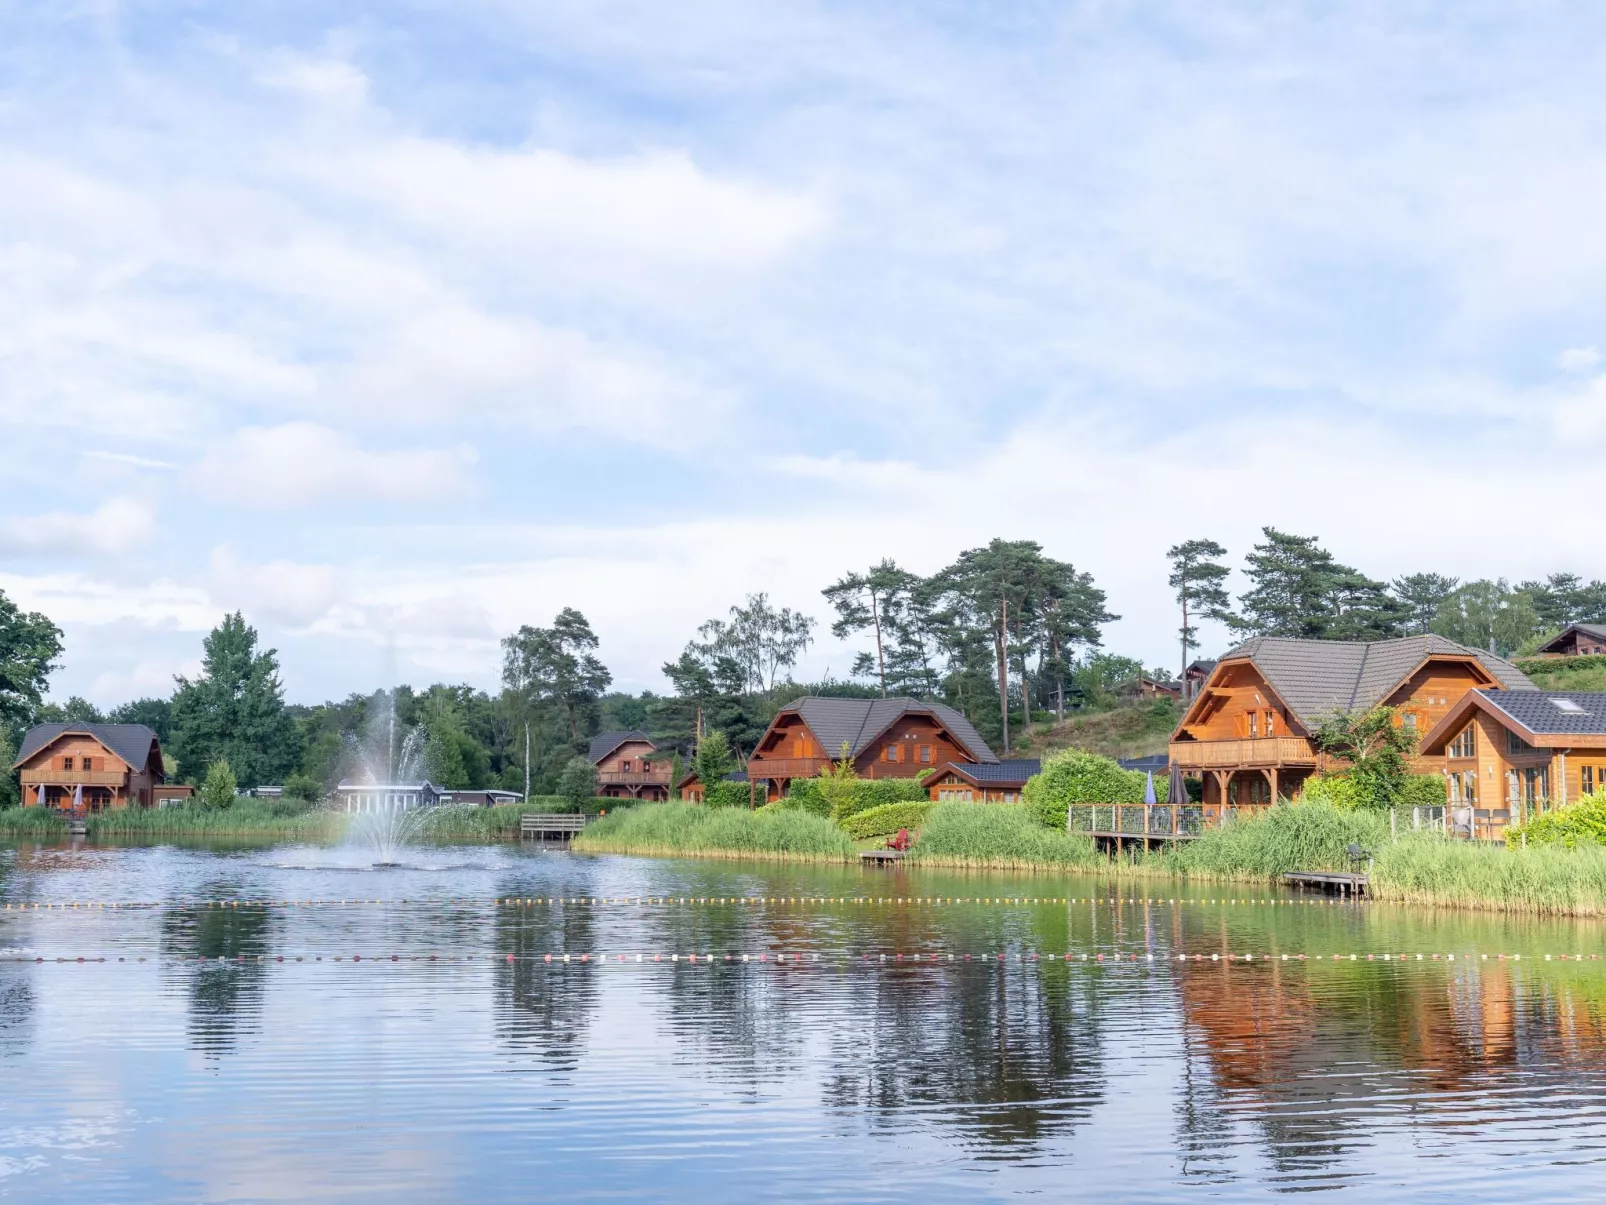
[1169,636,1535,820]
[1120,674,1182,701]
[590,731,672,800]
[12,723,167,813]
[1183,659,1218,701]
[1419,690,1606,834]
[1534,623,1606,657]
[922,759,1040,802]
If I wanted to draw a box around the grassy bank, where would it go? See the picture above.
[419,804,527,840]
[86,802,346,840]
[910,803,1100,870]
[0,808,69,838]
[1018,699,1181,760]
[573,803,856,862]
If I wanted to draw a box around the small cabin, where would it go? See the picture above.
[1534,623,1606,658]
[590,731,671,800]
[922,759,1041,803]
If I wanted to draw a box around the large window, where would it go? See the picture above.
[1508,729,1538,755]
[1447,724,1476,759]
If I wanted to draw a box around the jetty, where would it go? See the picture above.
[520,813,587,841]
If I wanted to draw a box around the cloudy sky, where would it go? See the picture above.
[4,1,1606,706]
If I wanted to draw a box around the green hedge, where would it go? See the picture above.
[1507,792,1606,849]
[704,780,753,809]
[784,776,928,820]
[1022,749,1160,829]
[842,800,934,840]
[1302,772,1446,810]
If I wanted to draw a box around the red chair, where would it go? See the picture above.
[886,828,911,851]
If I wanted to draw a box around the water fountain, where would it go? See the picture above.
[339,689,433,868]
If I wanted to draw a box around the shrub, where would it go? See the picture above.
[780,778,829,816]
[912,803,1099,868]
[1507,793,1606,849]
[199,760,237,810]
[1399,773,1448,809]
[703,779,751,809]
[784,775,926,819]
[1302,771,1445,810]
[1299,774,1366,810]
[557,757,599,810]
[1023,749,1155,829]
[843,800,934,840]
[283,773,324,804]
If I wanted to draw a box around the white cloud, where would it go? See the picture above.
[1559,346,1601,372]
[0,498,155,557]
[194,423,477,508]
[260,54,370,106]
[206,544,343,628]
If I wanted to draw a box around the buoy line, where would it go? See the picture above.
[0,895,1378,911]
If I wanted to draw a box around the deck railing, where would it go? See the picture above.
[596,768,673,785]
[1067,804,1208,837]
[19,769,126,788]
[1168,737,1318,768]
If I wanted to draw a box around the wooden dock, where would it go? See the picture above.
[520,813,587,841]
[1283,870,1368,897]
[1090,830,1200,853]
[859,849,905,864]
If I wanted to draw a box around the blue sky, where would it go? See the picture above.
[3,1,1606,706]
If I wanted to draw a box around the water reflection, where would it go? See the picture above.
[160,887,276,1055]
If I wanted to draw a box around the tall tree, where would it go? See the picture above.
[1166,539,1234,690]
[822,560,920,697]
[1232,528,1403,641]
[1036,560,1117,720]
[682,594,816,697]
[501,608,613,744]
[170,613,300,786]
[107,697,174,744]
[1391,573,1460,635]
[1430,580,1541,657]
[0,588,63,735]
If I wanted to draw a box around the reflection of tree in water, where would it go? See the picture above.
[494,903,598,1069]
[160,892,275,1055]
[820,962,1108,1150]
[0,973,36,1057]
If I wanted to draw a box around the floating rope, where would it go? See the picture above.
[1,895,1382,911]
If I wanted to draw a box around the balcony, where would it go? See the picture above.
[745,756,830,781]
[19,769,127,787]
[1168,737,1319,769]
[597,767,674,786]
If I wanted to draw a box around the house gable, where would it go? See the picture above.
[1175,659,1303,741]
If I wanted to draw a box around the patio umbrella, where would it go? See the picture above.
[1144,771,1157,805]
[1168,760,1185,808]
[37,784,48,807]
[73,784,83,811]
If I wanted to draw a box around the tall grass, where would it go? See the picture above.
[1157,803,1389,879]
[573,803,855,862]
[0,808,68,838]
[911,803,1101,870]
[86,802,345,840]
[1374,833,1606,915]
[419,804,526,840]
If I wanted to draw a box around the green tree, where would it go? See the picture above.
[35,696,104,724]
[822,561,921,697]
[198,758,238,810]
[282,773,323,804]
[1430,579,1541,656]
[501,608,613,743]
[108,697,174,744]
[556,756,599,811]
[170,613,301,787]
[0,728,18,809]
[1391,573,1460,635]
[683,594,816,697]
[693,730,736,794]
[0,589,64,733]
[1310,707,1418,808]
[1166,539,1234,688]
[1233,528,1403,641]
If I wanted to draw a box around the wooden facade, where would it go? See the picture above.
[1169,637,1531,825]
[14,724,166,813]
[746,710,979,803]
[921,759,1040,803]
[1534,623,1606,657]
[590,732,672,800]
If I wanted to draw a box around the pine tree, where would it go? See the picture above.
[1166,539,1234,684]
[170,614,300,787]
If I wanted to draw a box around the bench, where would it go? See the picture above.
[519,813,588,840]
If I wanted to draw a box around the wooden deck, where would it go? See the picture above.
[860,849,906,864]
[1283,870,1368,896]
[1090,830,1200,853]
[520,813,587,840]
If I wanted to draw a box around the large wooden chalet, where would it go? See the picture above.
[12,723,169,813]
[680,696,998,803]
[1169,635,1535,819]
[590,730,672,800]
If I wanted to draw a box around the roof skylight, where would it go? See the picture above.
[1549,698,1586,714]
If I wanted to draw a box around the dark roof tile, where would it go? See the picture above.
[1478,689,1606,736]
[587,731,654,764]
[780,696,998,763]
[14,723,163,773]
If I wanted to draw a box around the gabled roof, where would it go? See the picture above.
[13,723,162,772]
[921,759,1039,788]
[1195,635,1534,729]
[1422,688,1606,752]
[1536,623,1606,654]
[587,730,655,764]
[774,696,998,764]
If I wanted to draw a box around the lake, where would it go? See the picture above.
[2,838,1604,1203]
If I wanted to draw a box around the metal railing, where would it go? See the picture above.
[1068,804,1208,837]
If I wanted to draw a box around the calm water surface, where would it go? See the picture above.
[2,838,1604,1203]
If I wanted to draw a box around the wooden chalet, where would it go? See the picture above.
[680,697,997,804]
[13,723,168,813]
[1121,674,1182,701]
[922,758,1040,802]
[1169,636,1535,820]
[1183,659,1218,701]
[590,730,672,800]
[1419,690,1606,834]
[1534,623,1606,657]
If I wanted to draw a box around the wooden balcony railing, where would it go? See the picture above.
[597,768,673,785]
[1168,737,1318,768]
[19,769,127,787]
[744,756,830,780]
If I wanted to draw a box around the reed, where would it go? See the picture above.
[1155,803,1390,879]
[418,804,527,840]
[0,808,69,837]
[1372,833,1606,915]
[910,803,1101,870]
[573,803,856,862]
[85,803,345,840]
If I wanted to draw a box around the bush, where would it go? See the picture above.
[1023,749,1155,829]
[911,803,1099,868]
[1399,773,1448,809]
[199,760,237,810]
[779,778,830,816]
[781,776,927,819]
[1299,774,1366,810]
[703,779,752,809]
[1507,793,1606,849]
[557,757,599,810]
[1302,771,1446,810]
[283,773,324,804]
[843,800,934,840]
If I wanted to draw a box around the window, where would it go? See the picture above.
[62,756,73,771]
[919,745,932,763]
[1402,711,1419,730]
[1584,766,1595,795]
[1247,712,1258,738]
[1448,724,1476,759]
[884,744,902,763]
[1508,729,1538,755]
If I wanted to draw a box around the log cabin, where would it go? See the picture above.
[1419,690,1606,833]
[1533,623,1606,657]
[922,759,1040,802]
[590,730,672,800]
[678,697,998,803]
[1169,635,1535,821]
[13,723,168,813]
